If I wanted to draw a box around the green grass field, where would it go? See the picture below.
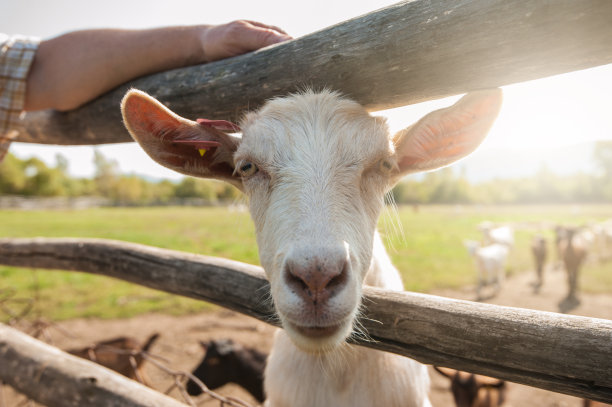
[1,205,611,321]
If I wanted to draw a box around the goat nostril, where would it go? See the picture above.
[284,263,310,292]
[327,262,348,291]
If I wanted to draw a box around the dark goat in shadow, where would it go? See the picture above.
[187,338,267,402]
[434,366,506,407]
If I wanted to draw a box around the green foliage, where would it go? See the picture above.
[0,151,241,205]
[0,153,93,197]
[0,153,26,193]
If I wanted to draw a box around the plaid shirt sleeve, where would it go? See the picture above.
[0,34,40,162]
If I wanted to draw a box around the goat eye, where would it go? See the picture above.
[238,162,258,177]
[379,159,395,174]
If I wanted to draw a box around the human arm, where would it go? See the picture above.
[24,21,291,112]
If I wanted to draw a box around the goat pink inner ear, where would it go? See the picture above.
[123,92,182,138]
[197,118,241,132]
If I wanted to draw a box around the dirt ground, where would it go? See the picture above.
[3,264,611,407]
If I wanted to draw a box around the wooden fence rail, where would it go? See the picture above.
[16,0,612,145]
[0,323,186,407]
[1,237,611,403]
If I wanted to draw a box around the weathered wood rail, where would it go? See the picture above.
[16,0,612,145]
[0,323,187,407]
[1,237,611,403]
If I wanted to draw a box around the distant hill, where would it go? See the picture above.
[456,141,598,183]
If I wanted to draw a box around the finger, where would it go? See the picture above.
[237,25,292,49]
[243,20,291,37]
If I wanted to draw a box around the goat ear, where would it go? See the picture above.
[391,89,502,178]
[121,89,243,190]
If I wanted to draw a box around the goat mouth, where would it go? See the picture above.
[291,323,342,338]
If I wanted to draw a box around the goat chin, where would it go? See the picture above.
[281,317,354,353]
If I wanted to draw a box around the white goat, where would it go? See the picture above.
[591,221,612,262]
[479,222,514,248]
[465,240,508,300]
[121,88,502,407]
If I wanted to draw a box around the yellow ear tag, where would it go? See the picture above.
[198,149,207,157]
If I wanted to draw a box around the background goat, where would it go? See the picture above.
[434,366,506,407]
[479,223,514,248]
[558,227,589,300]
[186,338,266,402]
[465,240,509,300]
[122,88,502,407]
[531,235,547,291]
[68,332,159,385]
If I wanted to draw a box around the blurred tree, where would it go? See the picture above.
[0,153,27,194]
[593,141,612,179]
[111,176,149,204]
[593,141,612,200]
[215,182,241,202]
[22,157,67,196]
[174,177,217,201]
[151,180,176,203]
[93,149,119,197]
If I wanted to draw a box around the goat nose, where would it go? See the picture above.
[283,247,349,304]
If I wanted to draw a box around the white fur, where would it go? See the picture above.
[465,241,508,299]
[479,223,514,248]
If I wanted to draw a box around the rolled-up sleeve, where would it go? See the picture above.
[0,34,40,162]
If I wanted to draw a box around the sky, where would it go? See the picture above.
[3,0,612,181]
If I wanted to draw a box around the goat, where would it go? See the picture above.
[434,366,506,407]
[479,223,514,248]
[530,235,547,289]
[121,88,502,407]
[592,221,612,262]
[68,332,159,385]
[186,338,266,402]
[558,227,589,300]
[465,240,508,300]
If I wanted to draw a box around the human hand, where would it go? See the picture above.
[201,20,292,62]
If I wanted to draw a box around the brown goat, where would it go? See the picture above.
[558,227,589,299]
[68,332,159,385]
[434,366,506,407]
[531,235,548,290]
[554,225,568,270]
[186,338,266,402]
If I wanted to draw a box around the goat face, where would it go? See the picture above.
[234,92,394,351]
[122,89,502,352]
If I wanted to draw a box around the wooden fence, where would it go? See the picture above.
[3,0,612,405]
[1,238,611,404]
[15,0,612,145]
